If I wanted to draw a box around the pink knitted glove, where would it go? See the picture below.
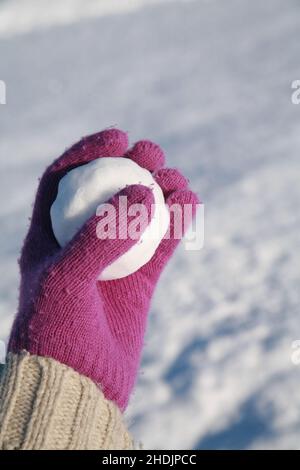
[9,129,199,410]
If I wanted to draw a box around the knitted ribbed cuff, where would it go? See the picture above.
[0,351,134,450]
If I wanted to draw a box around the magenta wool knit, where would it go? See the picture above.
[9,129,199,411]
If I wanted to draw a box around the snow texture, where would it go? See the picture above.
[0,0,300,450]
[51,157,170,280]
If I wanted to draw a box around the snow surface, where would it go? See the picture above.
[0,0,193,38]
[0,0,300,449]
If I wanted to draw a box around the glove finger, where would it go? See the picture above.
[154,168,189,197]
[125,140,165,172]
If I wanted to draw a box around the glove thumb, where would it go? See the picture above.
[58,184,155,284]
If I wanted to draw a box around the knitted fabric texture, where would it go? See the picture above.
[8,128,200,411]
[0,352,134,450]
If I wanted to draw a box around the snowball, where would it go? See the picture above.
[51,157,170,280]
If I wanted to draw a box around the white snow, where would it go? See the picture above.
[0,0,300,450]
[0,0,195,38]
[51,157,170,280]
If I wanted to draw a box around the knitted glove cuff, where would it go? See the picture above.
[0,351,134,450]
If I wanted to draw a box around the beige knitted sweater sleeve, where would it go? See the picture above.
[0,351,134,450]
